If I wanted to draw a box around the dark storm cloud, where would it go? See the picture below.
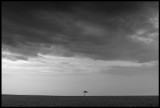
[2,1,159,62]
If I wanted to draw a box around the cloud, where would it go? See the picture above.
[2,54,28,61]
[130,29,158,44]
[102,62,158,76]
[2,52,158,76]
[149,13,159,28]
[2,2,159,63]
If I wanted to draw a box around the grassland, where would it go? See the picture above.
[2,95,159,107]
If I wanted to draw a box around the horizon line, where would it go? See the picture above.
[2,94,159,97]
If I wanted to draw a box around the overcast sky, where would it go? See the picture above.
[2,1,159,96]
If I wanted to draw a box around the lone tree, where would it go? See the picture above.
[83,91,88,96]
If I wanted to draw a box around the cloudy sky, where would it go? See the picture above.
[2,1,159,96]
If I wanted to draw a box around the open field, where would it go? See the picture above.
[2,95,159,107]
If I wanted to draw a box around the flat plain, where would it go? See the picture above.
[2,95,159,107]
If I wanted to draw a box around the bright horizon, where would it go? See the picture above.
[2,1,159,96]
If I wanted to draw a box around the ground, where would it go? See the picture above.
[2,95,159,107]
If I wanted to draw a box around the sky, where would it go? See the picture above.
[2,1,159,96]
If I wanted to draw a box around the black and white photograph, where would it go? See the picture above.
[2,1,159,107]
